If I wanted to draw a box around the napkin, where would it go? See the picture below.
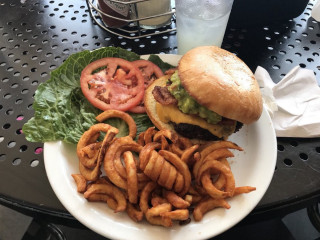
[312,0,320,22]
[255,66,320,138]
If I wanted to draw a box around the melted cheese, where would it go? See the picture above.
[156,103,235,138]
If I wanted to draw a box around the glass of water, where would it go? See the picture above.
[175,0,234,54]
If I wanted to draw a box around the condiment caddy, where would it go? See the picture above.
[86,0,176,39]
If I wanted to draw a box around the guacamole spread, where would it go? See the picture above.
[167,71,222,124]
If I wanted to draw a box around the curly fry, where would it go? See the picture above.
[143,127,157,145]
[139,142,161,170]
[104,136,142,189]
[127,203,144,222]
[71,174,87,193]
[84,183,127,212]
[140,182,157,214]
[201,173,229,199]
[213,158,230,190]
[159,150,191,196]
[160,209,189,221]
[151,195,169,207]
[153,129,178,143]
[233,186,256,196]
[181,144,199,166]
[137,132,145,146]
[79,142,102,168]
[160,135,169,150]
[86,193,109,203]
[145,203,172,227]
[113,143,142,179]
[194,148,235,180]
[158,161,177,189]
[163,190,190,209]
[96,110,137,139]
[198,159,235,198]
[193,141,243,177]
[184,195,193,205]
[170,137,193,157]
[173,173,184,193]
[193,198,231,222]
[78,124,118,181]
[123,151,138,204]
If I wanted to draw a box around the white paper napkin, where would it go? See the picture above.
[312,0,320,22]
[255,66,320,138]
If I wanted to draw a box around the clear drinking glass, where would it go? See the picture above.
[136,0,172,29]
[175,0,234,54]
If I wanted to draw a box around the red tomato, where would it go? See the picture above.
[129,59,164,113]
[80,58,145,112]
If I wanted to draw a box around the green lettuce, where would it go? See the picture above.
[22,47,173,144]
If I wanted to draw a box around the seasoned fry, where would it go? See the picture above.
[127,202,144,222]
[137,132,145,146]
[160,209,189,221]
[170,137,193,157]
[140,181,157,214]
[213,158,230,190]
[159,150,191,196]
[193,148,234,180]
[139,142,161,170]
[163,190,190,209]
[96,110,137,139]
[84,183,127,212]
[77,124,118,181]
[153,129,178,143]
[197,159,235,197]
[151,195,169,207]
[160,135,169,150]
[123,151,138,204]
[79,142,102,168]
[201,173,229,199]
[143,127,157,145]
[193,198,231,222]
[193,141,243,178]
[71,174,87,193]
[233,186,256,196]
[145,203,172,227]
[181,144,199,166]
[104,136,142,189]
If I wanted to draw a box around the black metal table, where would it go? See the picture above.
[0,0,320,237]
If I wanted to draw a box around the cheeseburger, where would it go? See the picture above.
[144,46,263,141]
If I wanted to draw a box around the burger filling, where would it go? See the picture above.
[152,71,242,140]
[167,71,222,124]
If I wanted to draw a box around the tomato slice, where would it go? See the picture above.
[80,58,145,112]
[129,59,164,113]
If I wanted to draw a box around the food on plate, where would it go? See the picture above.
[72,110,256,227]
[144,46,263,142]
[130,59,165,113]
[80,57,165,114]
[22,47,166,144]
[96,109,137,139]
[80,57,145,112]
[193,198,231,222]
[71,174,87,193]
[77,123,119,181]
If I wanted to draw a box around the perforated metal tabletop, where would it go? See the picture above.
[0,0,319,228]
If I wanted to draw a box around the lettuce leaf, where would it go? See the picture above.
[23,47,171,145]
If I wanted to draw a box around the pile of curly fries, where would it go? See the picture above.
[72,110,255,227]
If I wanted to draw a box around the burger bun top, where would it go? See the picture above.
[178,46,263,124]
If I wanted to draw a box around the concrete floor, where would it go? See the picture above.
[0,203,319,240]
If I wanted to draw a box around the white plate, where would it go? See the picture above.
[44,54,277,240]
